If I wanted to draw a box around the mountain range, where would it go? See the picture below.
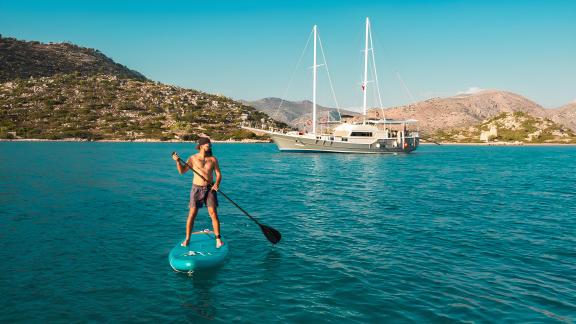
[1,34,574,143]
[248,91,576,133]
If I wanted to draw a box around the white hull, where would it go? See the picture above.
[243,127,418,154]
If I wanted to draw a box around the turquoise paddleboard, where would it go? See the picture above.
[169,231,229,272]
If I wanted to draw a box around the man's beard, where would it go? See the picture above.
[205,149,213,157]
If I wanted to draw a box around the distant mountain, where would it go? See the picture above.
[0,35,147,82]
[244,97,359,129]
[367,90,550,132]
[547,102,576,132]
[248,91,576,134]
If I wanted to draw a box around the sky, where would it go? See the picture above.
[1,0,575,111]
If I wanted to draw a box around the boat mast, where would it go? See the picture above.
[312,25,317,135]
[362,17,370,125]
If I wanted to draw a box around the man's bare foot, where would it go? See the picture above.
[181,239,189,247]
[216,238,224,249]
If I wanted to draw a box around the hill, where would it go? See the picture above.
[0,74,280,141]
[428,111,576,144]
[0,35,147,82]
[0,36,285,141]
[367,90,549,132]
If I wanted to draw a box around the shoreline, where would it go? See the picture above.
[2,138,576,146]
[0,138,272,143]
[420,142,576,146]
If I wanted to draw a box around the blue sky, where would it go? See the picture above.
[1,0,574,110]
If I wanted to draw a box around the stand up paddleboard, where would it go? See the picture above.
[169,231,229,272]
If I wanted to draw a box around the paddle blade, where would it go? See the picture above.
[260,224,281,244]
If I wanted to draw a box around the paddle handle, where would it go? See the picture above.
[172,152,262,225]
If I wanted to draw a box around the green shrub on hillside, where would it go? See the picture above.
[180,134,199,141]
[520,118,537,133]
[496,128,527,142]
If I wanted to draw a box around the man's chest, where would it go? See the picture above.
[193,159,214,171]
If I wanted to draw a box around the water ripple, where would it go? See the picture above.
[1,143,575,322]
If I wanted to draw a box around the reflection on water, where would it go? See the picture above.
[177,271,219,321]
[263,249,282,268]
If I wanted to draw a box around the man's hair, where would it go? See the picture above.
[196,137,211,150]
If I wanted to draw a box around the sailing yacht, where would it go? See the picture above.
[243,18,419,154]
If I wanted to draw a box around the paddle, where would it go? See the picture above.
[171,152,281,245]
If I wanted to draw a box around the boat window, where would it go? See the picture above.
[350,132,373,137]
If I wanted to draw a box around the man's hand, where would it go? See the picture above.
[172,152,180,162]
[211,183,219,191]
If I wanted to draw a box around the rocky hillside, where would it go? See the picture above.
[367,90,551,132]
[547,102,576,132]
[428,112,576,144]
[0,36,286,141]
[0,74,281,141]
[0,36,147,82]
[245,97,359,129]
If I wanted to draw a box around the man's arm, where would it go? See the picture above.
[173,154,190,174]
[212,158,222,191]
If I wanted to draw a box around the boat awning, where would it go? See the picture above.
[365,119,418,125]
[318,121,345,124]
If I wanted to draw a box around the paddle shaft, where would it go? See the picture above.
[174,155,263,226]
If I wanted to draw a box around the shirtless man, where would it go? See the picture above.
[172,137,223,248]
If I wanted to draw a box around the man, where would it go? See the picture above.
[172,137,224,248]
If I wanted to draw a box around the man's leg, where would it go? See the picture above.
[182,207,198,247]
[207,207,223,248]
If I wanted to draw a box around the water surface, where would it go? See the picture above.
[1,143,575,322]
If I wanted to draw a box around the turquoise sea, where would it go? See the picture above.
[1,142,575,323]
